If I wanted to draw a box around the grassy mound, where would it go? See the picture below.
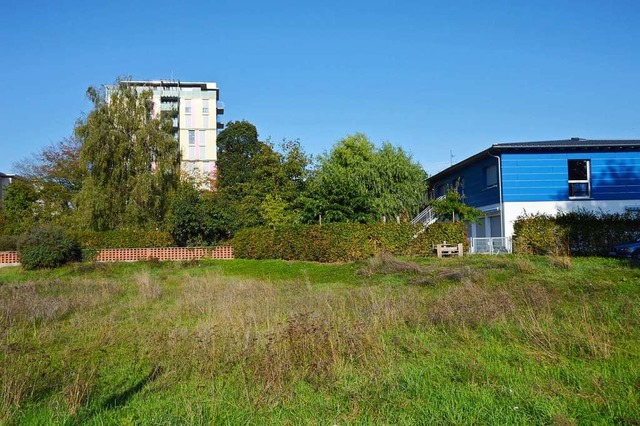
[0,256,638,424]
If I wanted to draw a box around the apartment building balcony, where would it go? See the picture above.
[160,89,180,100]
[160,101,178,111]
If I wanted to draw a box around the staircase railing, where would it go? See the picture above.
[411,196,444,226]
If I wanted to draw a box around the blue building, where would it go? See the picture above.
[421,138,640,251]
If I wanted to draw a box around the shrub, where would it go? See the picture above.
[70,230,175,249]
[0,235,18,251]
[513,210,640,256]
[512,213,567,255]
[409,222,468,256]
[18,226,82,270]
[232,222,467,262]
[556,210,640,256]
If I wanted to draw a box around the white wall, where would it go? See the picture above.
[503,200,640,237]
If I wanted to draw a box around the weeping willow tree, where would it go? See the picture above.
[75,82,181,231]
[304,133,427,223]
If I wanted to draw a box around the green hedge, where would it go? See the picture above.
[18,226,82,270]
[70,230,175,249]
[0,235,18,251]
[512,213,568,255]
[411,222,469,257]
[231,222,467,262]
[513,211,640,256]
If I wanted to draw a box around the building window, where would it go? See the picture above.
[185,99,192,114]
[485,164,498,188]
[568,159,590,198]
[189,130,195,145]
[202,99,209,114]
[202,114,209,128]
[199,130,206,158]
[185,114,192,127]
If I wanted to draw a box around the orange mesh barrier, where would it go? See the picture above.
[0,247,233,265]
[95,246,234,262]
[0,251,19,264]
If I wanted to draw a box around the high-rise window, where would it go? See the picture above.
[185,99,192,127]
[199,130,206,158]
[189,130,195,145]
[568,159,590,198]
[202,99,209,114]
[202,114,209,128]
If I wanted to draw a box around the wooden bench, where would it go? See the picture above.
[436,242,463,258]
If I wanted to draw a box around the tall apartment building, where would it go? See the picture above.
[107,80,224,182]
[0,173,16,207]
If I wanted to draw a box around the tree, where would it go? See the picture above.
[12,136,86,226]
[167,178,233,246]
[373,142,429,221]
[261,193,297,228]
[304,133,378,223]
[216,122,311,230]
[430,185,484,223]
[303,133,427,223]
[75,81,181,231]
[216,120,262,190]
[1,179,39,235]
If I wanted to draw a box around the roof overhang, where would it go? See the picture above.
[427,139,640,184]
[122,80,218,91]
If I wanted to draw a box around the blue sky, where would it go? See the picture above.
[1,0,639,175]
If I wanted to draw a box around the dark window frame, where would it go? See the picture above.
[484,164,498,188]
[568,159,591,198]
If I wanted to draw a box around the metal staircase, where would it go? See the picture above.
[411,196,444,227]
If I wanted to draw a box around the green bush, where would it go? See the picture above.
[0,234,18,251]
[556,210,640,256]
[18,226,82,270]
[71,230,175,249]
[512,213,567,255]
[232,222,467,262]
[513,211,640,256]
[410,222,468,256]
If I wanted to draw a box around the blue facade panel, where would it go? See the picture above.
[502,151,640,202]
[430,156,500,208]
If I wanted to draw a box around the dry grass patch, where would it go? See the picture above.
[428,280,516,327]
[357,252,425,276]
[170,277,386,387]
[515,257,538,274]
[548,254,572,270]
[0,279,121,333]
[63,364,97,416]
[358,252,476,287]
[0,362,27,422]
[134,271,162,301]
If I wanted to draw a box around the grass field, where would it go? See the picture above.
[1,255,639,425]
